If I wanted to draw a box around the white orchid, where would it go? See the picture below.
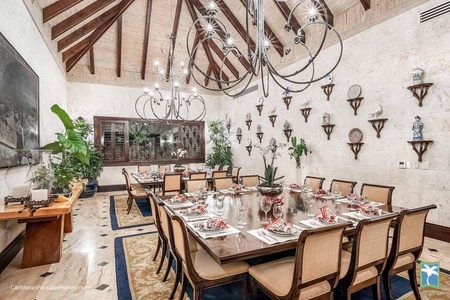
[421,264,439,286]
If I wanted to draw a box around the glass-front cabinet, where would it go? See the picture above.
[94,116,205,166]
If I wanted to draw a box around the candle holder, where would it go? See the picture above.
[347,142,364,160]
[283,96,292,110]
[300,108,311,123]
[268,115,277,127]
[368,118,388,138]
[256,104,263,116]
[256,132,264,143]
[321,124,335,140]
[283,129,293,142]
[236,134,242,144]
[407,83,433,107]
[4,195,30,206]
[321,84,335,101]
[245,145,253,156]
[407,140,433,162]
[347,97,364,115]
[245,119,252,130]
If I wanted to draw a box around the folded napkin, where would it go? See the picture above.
[314,189,328,195]
[289,183,300,189]
[271,195,284,204]
[231,183,242,193]
[315,205,337,223]
[359,204,387,216]
[264,216,295,235]
[185,203,209,215]
[168,194,188,203]
[192,217,229,230]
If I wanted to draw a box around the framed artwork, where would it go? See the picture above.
[0,33,39,168]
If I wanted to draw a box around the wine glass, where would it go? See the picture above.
[235,209,245,230]
[236,197,248,226]
[260,197,272,225]
[215,195,225,215]
[305,193,315,218]
[332,183,342,200]
[272,203,283,219]
[303,179,312,193]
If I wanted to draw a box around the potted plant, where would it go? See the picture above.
[255,142,286,197]
[206,120,233,169]
[288,137,310,169]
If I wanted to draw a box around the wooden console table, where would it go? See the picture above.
[0,185,82,268]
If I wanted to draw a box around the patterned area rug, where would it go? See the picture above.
[110,195,153,230]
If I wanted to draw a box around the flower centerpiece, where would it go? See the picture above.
[288,137,310,169]
[172,148,187,172]
[255,141,286,197]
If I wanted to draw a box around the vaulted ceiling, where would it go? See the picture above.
[35,0,426,93]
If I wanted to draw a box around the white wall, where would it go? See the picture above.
[224,0,450,226]
[0,0,67,252]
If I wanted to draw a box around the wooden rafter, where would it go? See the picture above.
[204,64,213,86]
[272,0,305,43]
[57,5,119,52]
[164,0,183,80]
[52,0,115,40]
[117,16,123,77]
[43,0,83,23]
[89,47,95,74]
[360,0,370,10]
[237,0,284,57]
[208,41,239,79]
[64,0,135,72]
[313,0,334,27]
[141,0,153,80]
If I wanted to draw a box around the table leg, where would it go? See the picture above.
[64,211,73,233]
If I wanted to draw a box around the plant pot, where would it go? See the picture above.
[79,179,98,198]
[257,184,284,197]
[173,166,186,173]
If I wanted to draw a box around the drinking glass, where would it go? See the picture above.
[303,179,312,193]
[235,209,245,230]
[215,195,225,215]
[260,197,272,224]
[305,194,315,218]
[236,197,248,226]
[272,203,283,219]
[332,183,342,200]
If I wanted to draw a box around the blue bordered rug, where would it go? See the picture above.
[110,195,153,230]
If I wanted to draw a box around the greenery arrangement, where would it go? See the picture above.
[205,120,232,168]
[288,136,310,169]
[256,142,286,186]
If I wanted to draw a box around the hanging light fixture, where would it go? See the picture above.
[135,35,207,122]
[186,0,343,97]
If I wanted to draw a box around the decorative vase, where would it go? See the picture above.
[257,184,284,197]
[173,165,186,173]
[322,112,330,125]
[295,157,301,169]
[412,68,424,85]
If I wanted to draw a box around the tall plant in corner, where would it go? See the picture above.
[206,120,232,168]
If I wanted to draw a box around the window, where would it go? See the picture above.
[94,116,205,166]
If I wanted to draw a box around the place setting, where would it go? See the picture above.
[175,203,216,221]
[187,217,240,239]
[299,205,357,228]
[341,203,391,220]
[162,194,194,208]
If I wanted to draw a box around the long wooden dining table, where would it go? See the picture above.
[161,189,403,266]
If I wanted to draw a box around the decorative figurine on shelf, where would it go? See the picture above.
[412,115,424,141]
[257,124,262,133]
[322,112,330,125]
[301,97,311,108]
[369,104,383,118]
[225,115,231,133]
[283,121,291,130]
[412,68,424,85]
[246,112,251,121]
[269,106,276,115]
[283,86,290,97]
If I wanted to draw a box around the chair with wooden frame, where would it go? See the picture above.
[382,205,436,300]
[185,179,208,193]
[360,183,395,206]
[212,170,228,179]
[190,172,207,180]
[213,165,221,171]
[231,167,241,182]
[240,175,260,187]
[122,168,147,214]
[170,213,250,300]
[159,164,168,173]
[160,173,182,195]
[137,165,150,173]
[213,177,234,191]
[249,222,350,300]
[303,176,325,190]
[338,214,397,300]
[330,179,357,197]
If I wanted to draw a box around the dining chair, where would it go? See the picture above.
[212,170,228,179]
[158,202,179,284]
[213,177,234,191]
[240,175,260,187]
[160,173,182,195]
[231,167,241,182]
[159,164,168,173]
[122,168,147,214]
[382,204,436,300]
[185,179,208,193]
[170,213,250,300]
[190,172,207,180]
[303,176,325,190]
[360,183,395,205]
[213,165,221,171]
[330,179,357,197]
[138,165,150,173]
[145,190,167,274]
[338,214,397,300]
[249,222,350,300]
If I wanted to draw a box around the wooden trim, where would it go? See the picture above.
[52,0,115,39]
[360,0,371,10]
[164,0,183,80]
[97,184,126,192]
[43,0,83,23]
[89,47,95,74]
[117,16,122,77]
[0,230,25,275]
[141,0,153,80]
[425,222,450,243]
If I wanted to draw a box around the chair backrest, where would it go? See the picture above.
[137,165,149,173]
[231,167,241,177]
[185,179,208,193]
[360,183,395,205]
[212,170,228,179]
[190,172,207,180]
[159,164,168,173]
[241,175,259,187]
[289,222,349,299]
[158,202,171,243]
[214,177,233,191]
[163,173,182,195]
[304,176,325,190]
[122,168,133,197]
[330,179,357,197]
[145,189,163,236]
[213,165,221,171]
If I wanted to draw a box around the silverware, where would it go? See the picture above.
[257,230,270,242]
[204,230,229,237]
[260,230,277,241]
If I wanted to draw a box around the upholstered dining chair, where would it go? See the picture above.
[240,175,260,187]
[157,201,179,284]
[231,167,241,182]
[360,183,395,205]
[137,165,149,173]
[213,177,234,191]
[190,172,207,180]
[170,213,250,300]
[213,165,221,171]
[160,173,182,195]
[338,214,397,300]
[249,222,350,300]
[212,170,228,179]
[122,168,147,214]
[185,179,208,193]
[303,176,325,190]
[159,164,169,173]
[382,204,436,300]
[330,179,357,197]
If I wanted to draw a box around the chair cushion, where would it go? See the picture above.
[131,189,147,198]
[191,250,249,281]
[393,253,415,269]
[340,250,378,284]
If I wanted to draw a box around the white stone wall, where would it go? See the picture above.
[0,1,67,252]
[224,0,450,226]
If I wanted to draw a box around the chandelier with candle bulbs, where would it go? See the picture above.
[186,0,343,97]
[135,35,206,122]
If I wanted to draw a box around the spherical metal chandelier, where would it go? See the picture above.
[186,0,343,97]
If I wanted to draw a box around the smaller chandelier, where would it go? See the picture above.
[135,35,206,122]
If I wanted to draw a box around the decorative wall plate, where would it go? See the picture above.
[246,138,252,146]
[348,84,362,99]
[323,73,333,84]
[348,128,363,143]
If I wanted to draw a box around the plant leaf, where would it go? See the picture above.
[57,129,88,155]
[41,141,63,154]
[51,104,75,130]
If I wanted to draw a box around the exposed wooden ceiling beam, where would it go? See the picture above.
[237,0,284,57]
[57,5,119,52]
[208,41,239,79]
[360,0,371,11]
[313,0,334,27]
[52,0,115,40]
[65,0,135,72]
[43,0,83,23]
[165,0,183,80]
[89,47,95,74]
[141,0,153,80]
[204,64,213,86]
[272,0,305,43]
[117,16,122,77]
